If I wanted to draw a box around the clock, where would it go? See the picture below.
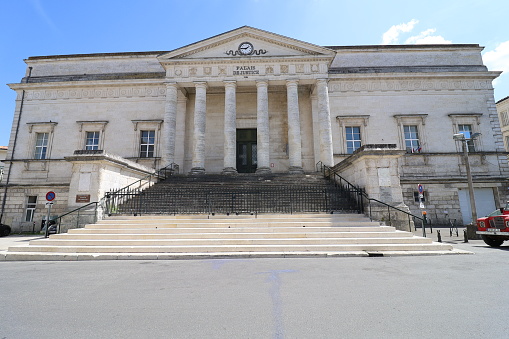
[238,42,254,55]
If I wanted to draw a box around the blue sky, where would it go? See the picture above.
[1,0,508,147]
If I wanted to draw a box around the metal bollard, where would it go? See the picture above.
[463,229,468,243]
[437,230,442,243]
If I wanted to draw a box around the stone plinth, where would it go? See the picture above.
[333,145,412,231]
[65,152,155,210]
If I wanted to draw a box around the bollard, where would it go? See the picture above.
[463,229,468,243]
[437,230,442,243]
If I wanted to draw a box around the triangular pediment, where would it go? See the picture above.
[158,26,335,61]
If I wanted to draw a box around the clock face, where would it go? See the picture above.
[238,42,254,55]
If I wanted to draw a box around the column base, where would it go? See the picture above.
[221,167,238,175]
[255,167,272,174]
[189,167,206,175]
[289,166,304,174]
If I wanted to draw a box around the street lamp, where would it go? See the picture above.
[453,132,481,238]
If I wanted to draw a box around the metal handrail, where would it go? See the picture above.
[52,162,179,233]
[316,161,427,233]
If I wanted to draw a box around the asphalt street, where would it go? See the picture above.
[0,235,508,339]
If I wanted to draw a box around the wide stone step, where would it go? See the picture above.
[54,231,413,240]
[9,243,452,253]
[106,213,366,220]
[67,226,398,234]
[28,237,432,247]
[88,222,381,229]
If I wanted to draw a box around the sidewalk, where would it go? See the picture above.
[0,235,43,251]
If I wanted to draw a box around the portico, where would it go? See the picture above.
[156,26,336,174]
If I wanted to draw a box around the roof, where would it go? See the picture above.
[0,146,8,150]
[496,96,509,105]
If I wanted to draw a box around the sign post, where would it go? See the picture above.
[417,184,426,237]
[45,192,55,238]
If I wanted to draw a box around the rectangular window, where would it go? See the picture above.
[345,126,361,154]
[458,124,475,152]
[501,110,509,127]
[85,131,100,150]
[413,191,426,202]
[25,196,37,222]
[34,133,49,159]
[139,130,155,158]
[404,125,421,153]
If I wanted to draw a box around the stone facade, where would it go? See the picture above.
[1,26,507,231]
[497,96,509,151]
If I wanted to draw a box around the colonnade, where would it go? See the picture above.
[163,79,334,174]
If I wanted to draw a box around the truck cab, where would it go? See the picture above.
[476,202,509,247]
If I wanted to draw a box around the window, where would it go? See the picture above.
[458,124,475,152]
[413,191,425,202]
[404,125,421,153]
[500,110,509,127]
[34,133,49,159]
[132,120,163,159]
[139,130,155,158]
[77,121,108,151]
[345,126,361,154]
[448,113,482,153]
[26,121,57,160]
[25,196,37,222]
[394,114,427,153]
[85,131,100,150]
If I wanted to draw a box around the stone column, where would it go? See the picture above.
[163,82,178,167]
[223,81,237,174]
[316,79,334,167]
[190,82,207,174]
[256,80,271,174]
[286,79,304,173]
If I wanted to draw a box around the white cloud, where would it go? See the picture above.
[382,19,419,45]
[483,40,509,73]
[405,28,452,44]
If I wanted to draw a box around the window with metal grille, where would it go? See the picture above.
[34,133,48,159]
[25,196,37,222]
[139,130,155,158]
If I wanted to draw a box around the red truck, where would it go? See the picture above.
[476,204,509,247]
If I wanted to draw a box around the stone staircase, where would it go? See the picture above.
[3,213,461,260]
[115,173,359,215]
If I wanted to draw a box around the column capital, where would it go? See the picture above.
[223,80,237,88]
[286,79,299,86]
[194,81,208,89]
[256,80,269,88]
[316,78,329,85]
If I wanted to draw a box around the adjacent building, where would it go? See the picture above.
[1,26,507,232]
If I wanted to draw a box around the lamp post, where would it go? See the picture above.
[453,132,480,238]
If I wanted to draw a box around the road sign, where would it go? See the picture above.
[45,202,54,208]
[46,191,56,201]
[417,184,424,194]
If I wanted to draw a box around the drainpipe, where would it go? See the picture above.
[0,66,32,224]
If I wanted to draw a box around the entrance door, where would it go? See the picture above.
[236,129,257,173]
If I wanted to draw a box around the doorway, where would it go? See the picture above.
[236,129,257,173]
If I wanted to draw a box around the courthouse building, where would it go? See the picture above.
[1,26,508,231]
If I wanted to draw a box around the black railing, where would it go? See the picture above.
[109,185,356,216]
[55,202,98,234]
[316,161,364,214]
[51,162,179,234]
[316,161,427,233]
[104,162,178,216]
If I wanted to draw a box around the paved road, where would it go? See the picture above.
[0,235,508,339]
